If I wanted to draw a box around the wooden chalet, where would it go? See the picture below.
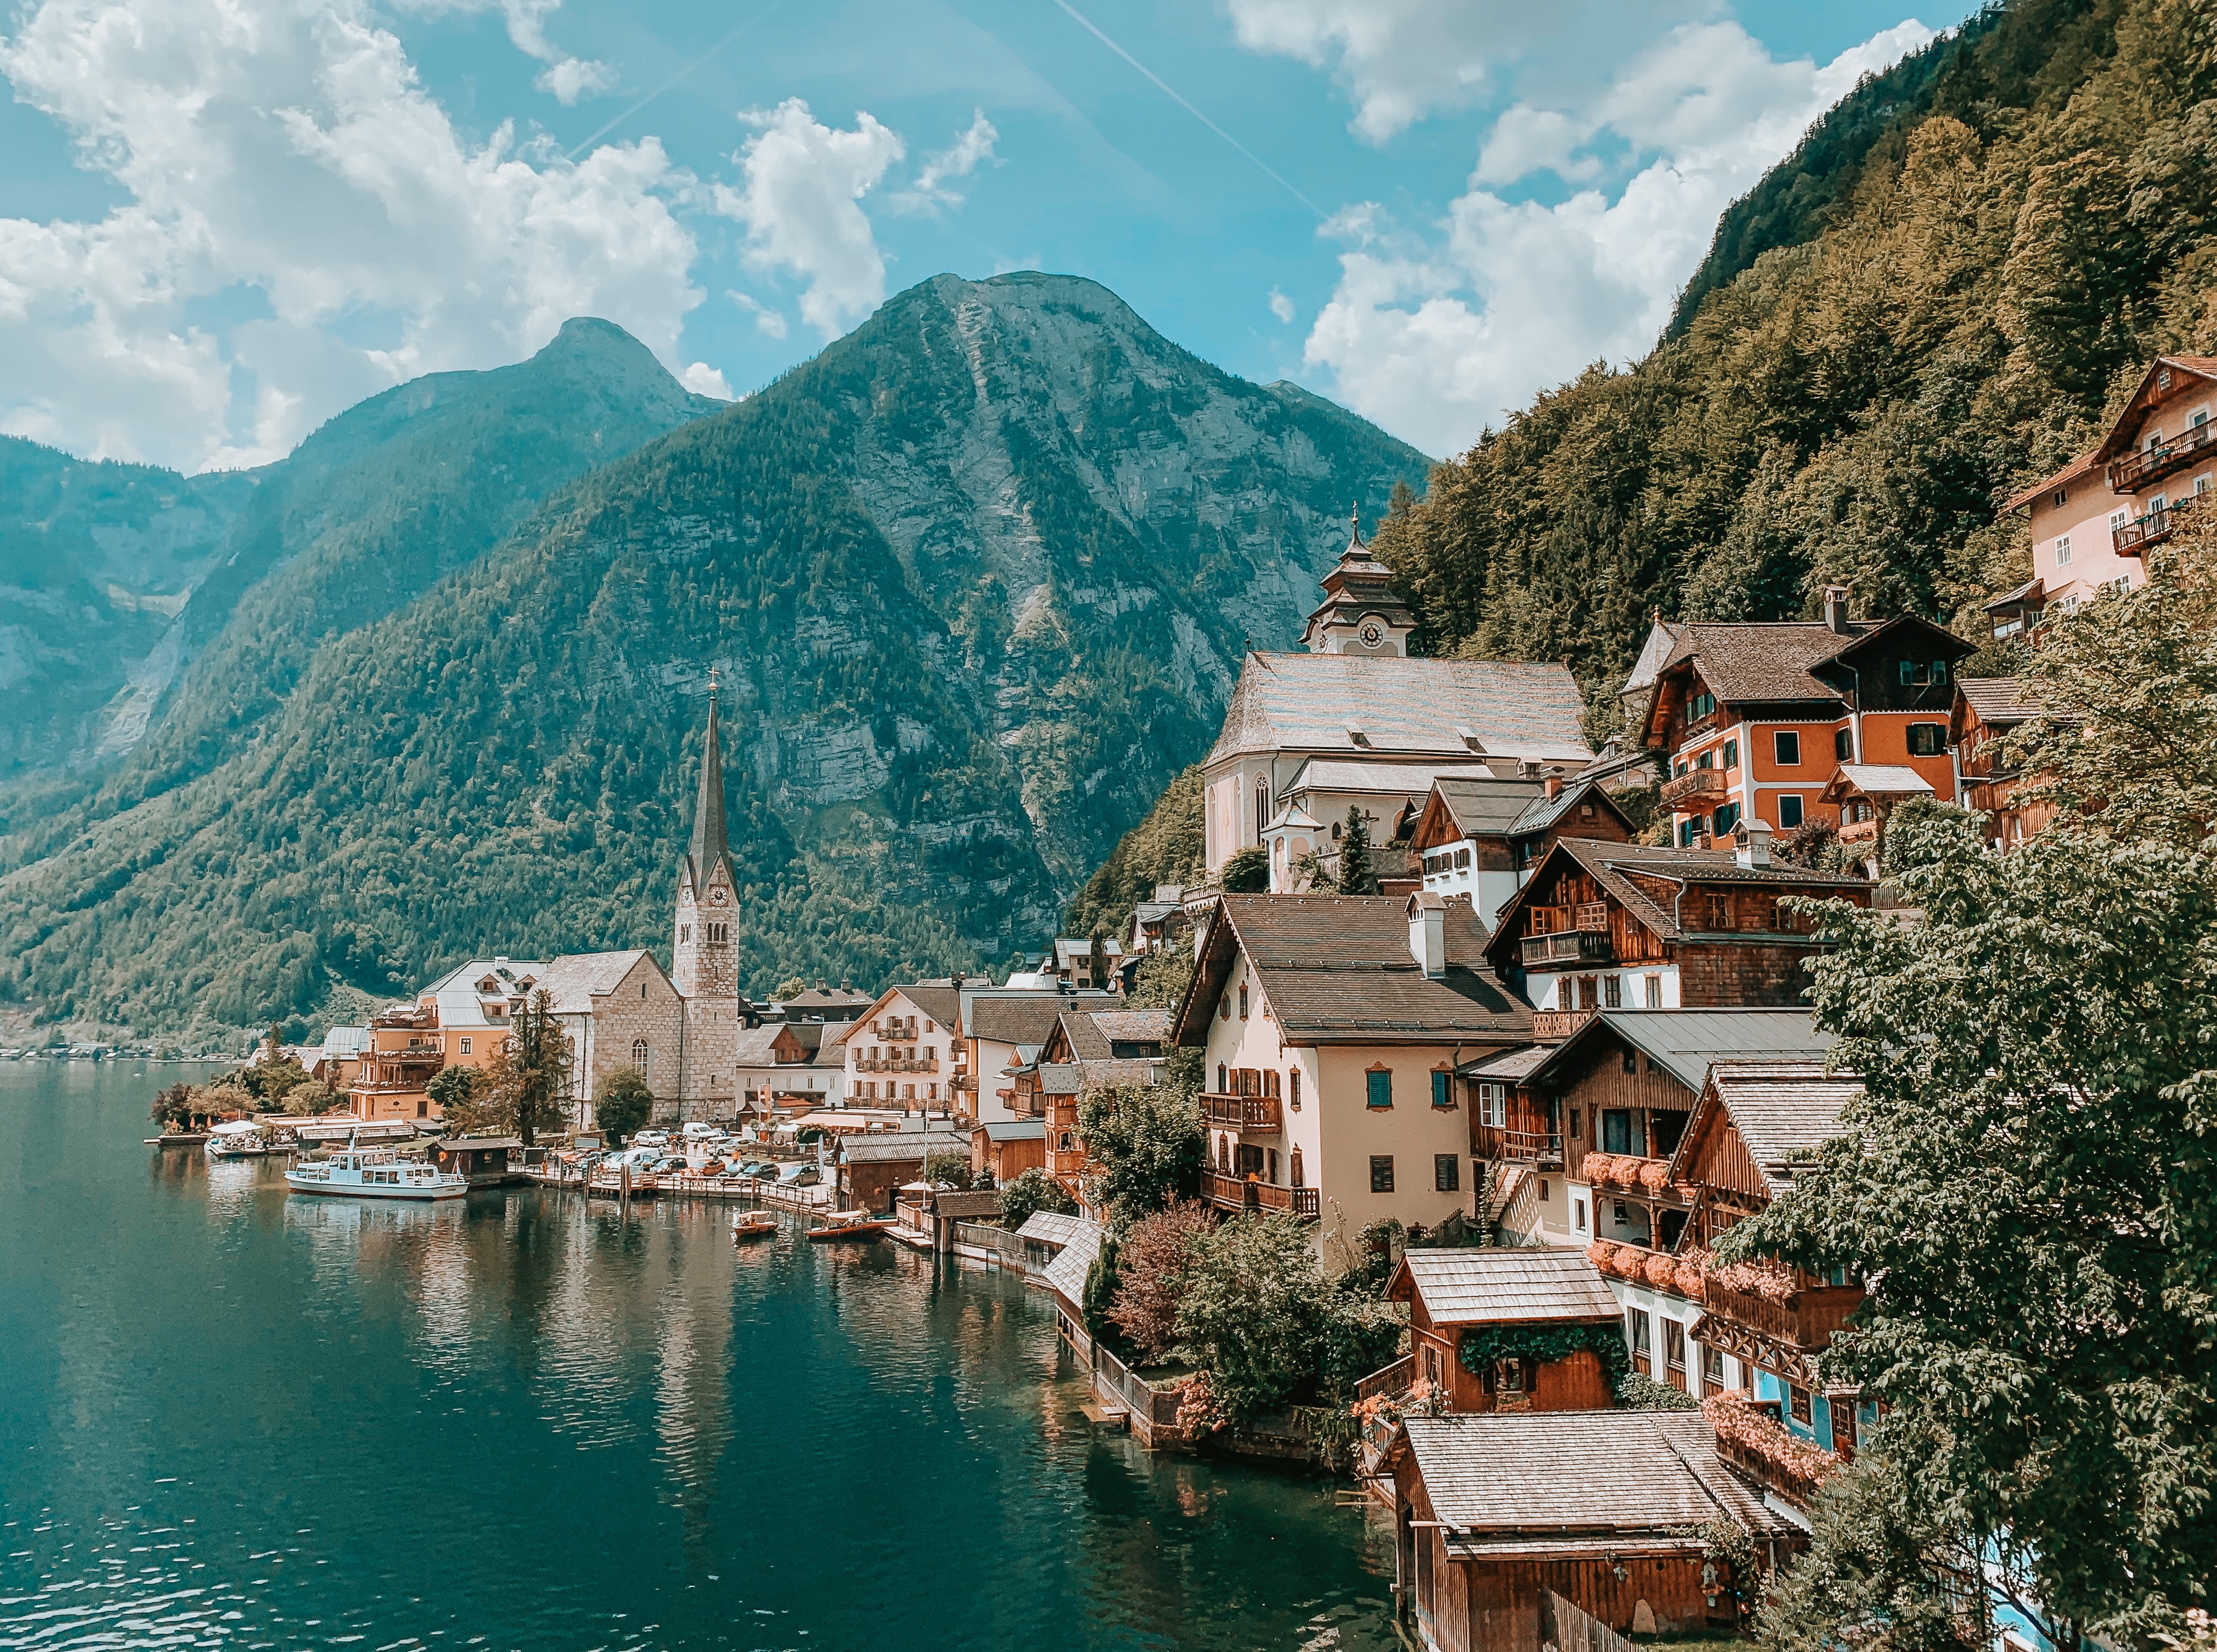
[1386,1249,1621,1412]
[1408,775,1634,930]
[1384,1411,1798,1652]
[1816,762,1935,861]
[975,1117,1045,1183]
[1480,834,1870,1038]
[1666,1059,1868,1454]
[1949,677,2077,847]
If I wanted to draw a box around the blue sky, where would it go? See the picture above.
[0,0,1977,472]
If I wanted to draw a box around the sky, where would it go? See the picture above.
[0,0,1980,474]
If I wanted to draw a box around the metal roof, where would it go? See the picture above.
[1287,758,1496,796]
[981,1118,1045,1142]
[1392,1247,1620,1325]
[1830,763,1934,798]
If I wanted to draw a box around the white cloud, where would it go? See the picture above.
[1225,0,1711,144]
[0,0,700,470]
[394,0,616,105]
[682,361,733,399]
[1301,19,1934,457]
[1268,288,1295,324]
[711,99,903,341]
[728,288,789,340]
[893,109,1000,213]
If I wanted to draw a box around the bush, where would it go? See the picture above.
[922,1149,974,1189]
[1619,1372,1702,1411]
[425,1064,477,1117]
[1076,1083,1204,1225]
[1084,1232,1123,1353]
[998,1167,1076,1231]
[594,1067,653,1144]
[1108,1200,1213,1363]
[1220,846,1269,894]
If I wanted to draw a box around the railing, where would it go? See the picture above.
[853,1057,939,1073]
[1200,1092,1283,1131]
[1355,1354,1415,1402]
[1700,1278,1861,1348]
[1093,1344,1187,1427]
[1712,1430,1827,1511]
[2115,495,2198,554]
[1473,1125,1563,1164]
[2107,418,2217,491]
[955,1221,1026,1261]
[1521,930,1614,967]
[1661,767,1728,808]
[1201,1172,1319,1218]
[351,1078,435,1094]
[1532,1009,1592,1040]
[1838,817,1880,845]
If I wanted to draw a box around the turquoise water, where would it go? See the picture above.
[0,1063,1394,1650]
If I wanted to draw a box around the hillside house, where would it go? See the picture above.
[1385,1410,1796,1652]
[1386,1249,1623,1413]
[1950,677,2077,846]
[830,984,962,1112]
[956,987,1116,1125]
[1407,776,1636,929]
[2000,354,2217,622]
[1168,891,1532,1254]
[346,954,547,1122]
[1641,590,1974,843]
[1481,834,1870,1031]
[1262,757,1501,894]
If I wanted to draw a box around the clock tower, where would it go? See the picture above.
[1300,509,1418,656]
[672,684,738,1001]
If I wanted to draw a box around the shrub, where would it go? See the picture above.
[922,1149,974,1189]
[1619,1371,1702,1410]
[1219,846,1269,894]
[1108,1200,1214,1363]
[593,1067,653,1145]
[998,1167,1076,1231]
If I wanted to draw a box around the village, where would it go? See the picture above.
[140,356,2211,1652]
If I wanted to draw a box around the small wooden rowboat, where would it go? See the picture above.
[732,1213,778,1242]
[808,1210,890,1242]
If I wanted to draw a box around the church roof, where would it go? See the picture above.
[686,689,734,893]
[1207,654,1592,769]
[538,950,665,1013]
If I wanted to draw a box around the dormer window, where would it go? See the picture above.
[1346,723,1371,748]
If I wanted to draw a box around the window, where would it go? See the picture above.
[1253,777,1269,844]
[640,984,647,999]
[1290,1148,1304,1187]
[1370,1155,1396,1193]
[2052,486,2068,507]
[1778,794,1804,830]
[1834,1400,1859,1454]
[459,1037,471,1055]
[1539,1178,1550,1202]
[1220,992,1229,1020]
[1366,1069,1393,1109]
[632,1039,649,1077]
[1696,749,1713,770]
[1706,893,1730,930]
[1834,726,1852,761]
[1603,1111,1632,1154]
[1679,818,1702,847]
[2055,535,2072,567]
[1712,801,1740,835]
[1932,660,1949,685]
[1238,985,1248,1019]
[1571,1108,1582,1137]
[1900,659,1918,686]
[1574,1196,1587,1232]
[1665,1319,1686,1374]
[1686,689,1717,722]
[1431,1071,1453,1109]
[1628,1309,1651,1355]
[1703,1346,1725,1386]
[680,925,690,943]
[1496,1359,1527,1394]
[1790,1385,1813,1425]
[2113,508,2130,534]
[1290,1070,1301,1109]
[1644,974,1663,1009]
[1722,738,1738,770]
[1217,1063,1227,1091]
[1774,730,1801,766]
[1602,974,1623,1009]
[1477,1082,1506,1127]
[1434,1154,1459,1191]
[1907,722,1946,757]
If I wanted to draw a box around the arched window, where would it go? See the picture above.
[1217,1062,1227,1092]
[1254,777,1270,843]
[632,1039,649,1078]
[1291,1147,1305,1188]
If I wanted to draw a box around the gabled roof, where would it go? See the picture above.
[1412,777,1548,845]
[1388,1247,1620,1326]
[1287,758,1496,797]
[1646,615,1971,726]
[1620,615,1684,704]
[840,1130,969,1164]
[1824,763,1935,802]
[1524,1009,1833,1097]
[980,1118,1045,1143]
[1207,653,1592,769]
[1174,893,1532,1047]
[1038,1214,1105,1303]
[1483,839,1869,967]
[1669,1058,1862,1193]
[969,995,1083,1047]
[1015,1210,1092,1248]
[1398,1412,1792,1553]
[1954,676,2078,731]
[416,956,550,1029]
[1503,777,1634,838]
[1034,1058,1161,1095]
[538,950,663,1013]
[1089,1009,1171,1044]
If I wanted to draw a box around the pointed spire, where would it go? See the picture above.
[688,676,732,888]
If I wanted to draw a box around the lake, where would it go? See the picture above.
[0,1061,1395,1650]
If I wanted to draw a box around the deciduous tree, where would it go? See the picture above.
[1108,1199,1213,1363]
[593,1067,652,1145]
[997,1167,1076,1231]
[1076,1082,1204,1226]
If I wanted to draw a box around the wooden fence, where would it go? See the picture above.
[955,1221,1027,1263]
[1093,1344,1187,1428]
[1542,1589,1640,1652]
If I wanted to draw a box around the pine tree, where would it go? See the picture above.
[1337,807,1378,894]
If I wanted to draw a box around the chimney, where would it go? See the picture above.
[1544,773,1562,800]
[1406,891,1446,978]
[1822,585,1852,635]
[1735,818,1774,870]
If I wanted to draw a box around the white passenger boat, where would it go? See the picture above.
[285,1148,467,1201]
[206,1119,287,1159]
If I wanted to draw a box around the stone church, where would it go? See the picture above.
[547,689,742,1128]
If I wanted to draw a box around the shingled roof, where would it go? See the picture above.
[1175,893,1532,1047]
[1398,1412,1792,1555]
[1671,1059,1862,1193]
[537,950,661,1013]
[1389,1248,1621,1326]
[1649,615,1970,719]
[839,1130,968,1164]
[1037,1214,1105,1304]
[1524,1009,1835,1096]
[1207,654,1592,768]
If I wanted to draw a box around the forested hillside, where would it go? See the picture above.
[0,274,1424,1039]
[1371,0,2217,712]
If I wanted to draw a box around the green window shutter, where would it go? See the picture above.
[1431,1071,1450,1108]
[1367,1070,1392,1109]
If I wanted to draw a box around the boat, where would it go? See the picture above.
[206,1119,288,1159]
[808,1210,890,1242]
[732,1212,778,1243]
[285,1148,467,1201]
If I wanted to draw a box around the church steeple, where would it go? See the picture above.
[673,677,737,1001]
[1300,506,1418,656]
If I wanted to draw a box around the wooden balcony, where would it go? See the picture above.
[1838,817,1880,846]
[1532,1008,1593,1041]
[1702,1277,1864,1350]
[2107,419,2217,492]
[1201,1172,1319,1219]
[1521,930,1614,967]
[853,1056,938,1073]
[1661,767,1728,809]
[1201,1092,1282,1132]
[2114,495,2198,555]
[1471,1124,1562,1167]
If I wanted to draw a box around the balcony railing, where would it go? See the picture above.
[1702,1278,1864,1350]
[2114,495,2199,555]
[1661,767,1728,809]
[1837,817,1880,846]
[854,1056,938,1073]
[1201,1093,1283,1132]
[1532,1008,1593,1041]
[2108,419,2217,492]
[1521,930,1614,967]
[1201,1172,1319,1219]
[1472,1124,1563,1166]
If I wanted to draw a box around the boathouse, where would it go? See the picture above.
[428,1135,524,1186]
[1384,1248,1622,1413]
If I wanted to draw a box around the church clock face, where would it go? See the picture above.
[709,886,728,906]
[1358,620,1385,647]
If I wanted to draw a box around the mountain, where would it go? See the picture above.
[1367,0,2202,704]
[0,273,1427,1039]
